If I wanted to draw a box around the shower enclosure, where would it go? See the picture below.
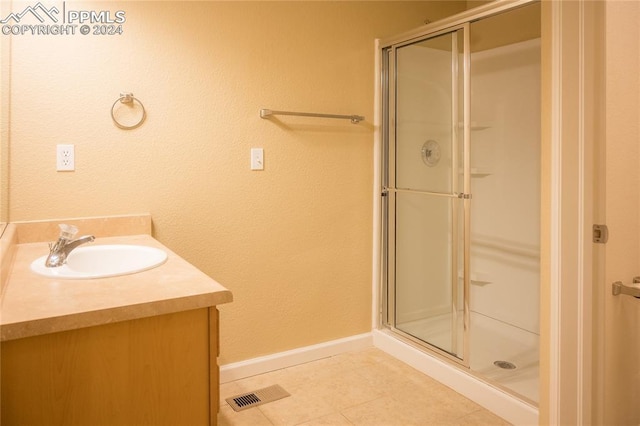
[380,1,540,404]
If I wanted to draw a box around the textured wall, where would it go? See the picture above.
[6,1,467,363]
[0,0,9,225]
[604,0,640,423]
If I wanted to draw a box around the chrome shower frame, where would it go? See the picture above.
[378,0,538,368]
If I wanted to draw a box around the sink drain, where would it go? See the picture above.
[494,360,517,370]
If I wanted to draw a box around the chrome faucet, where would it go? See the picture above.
[45,224,95,268]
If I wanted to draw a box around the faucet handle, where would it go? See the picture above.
[58,224,78,240]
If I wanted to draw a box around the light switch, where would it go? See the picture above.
[251,148,264,170]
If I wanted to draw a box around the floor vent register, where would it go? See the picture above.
[225,384,290,412]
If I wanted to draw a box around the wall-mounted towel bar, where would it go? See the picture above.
[260,109,364,124]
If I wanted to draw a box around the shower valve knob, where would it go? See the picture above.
[421,140,441,167]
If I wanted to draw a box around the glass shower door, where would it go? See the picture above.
[384,26,470,364]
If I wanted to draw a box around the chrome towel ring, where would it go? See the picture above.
[111,93,146,130]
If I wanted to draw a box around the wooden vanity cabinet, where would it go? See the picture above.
[1,307,220,426]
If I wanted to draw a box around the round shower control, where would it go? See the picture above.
[421,140,441,167]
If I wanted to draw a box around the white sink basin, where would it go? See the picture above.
[30,245,168,280]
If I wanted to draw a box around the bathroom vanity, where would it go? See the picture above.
[0,215,233,426]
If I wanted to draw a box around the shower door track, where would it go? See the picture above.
[380,0,535,48]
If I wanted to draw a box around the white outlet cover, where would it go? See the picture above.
[56,144,75,171]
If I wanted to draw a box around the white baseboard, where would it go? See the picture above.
[372,329,538,426]
[219,333,373,384]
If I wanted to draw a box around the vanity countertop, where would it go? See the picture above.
[1,233,233,342]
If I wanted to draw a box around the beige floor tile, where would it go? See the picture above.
[284,356,351,383]
[352,357,418,395]
[295,367,384,411]
[391,373,482,417]
[380,354,427,377]
[344,394,484,426]
[332,347,397,369]
[455,409,512,426]
[341,395,426,426]
[218,348,512,426]
[220,381,244,406]
[297,412,354,426]
[217,405,274,426]
[232,368,302,394]
[256,385,336,426]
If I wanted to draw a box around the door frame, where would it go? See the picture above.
[543,0,603,424]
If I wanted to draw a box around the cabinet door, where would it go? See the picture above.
[2,308,213,426]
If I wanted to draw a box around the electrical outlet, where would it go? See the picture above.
[56,144,75,171]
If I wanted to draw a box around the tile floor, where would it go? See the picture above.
[218,347,511,426]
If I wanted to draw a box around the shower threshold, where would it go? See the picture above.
[397,311,539,404]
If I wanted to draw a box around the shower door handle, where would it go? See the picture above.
[612,279,640,299]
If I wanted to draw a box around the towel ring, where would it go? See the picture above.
[111,93,146,130]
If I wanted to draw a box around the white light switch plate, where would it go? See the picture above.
[251,148,264,170]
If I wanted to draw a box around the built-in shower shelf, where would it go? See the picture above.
[471,168,492,177]
[470,279,492,286]
[458,168,492,177]
[458,122,492,131]
[459,271,492,285]
[471,125,491,131]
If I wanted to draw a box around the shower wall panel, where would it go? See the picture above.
[469,38,541,334]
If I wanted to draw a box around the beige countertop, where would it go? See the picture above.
[0,217,233,342]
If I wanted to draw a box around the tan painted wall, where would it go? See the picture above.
[5,1,468,364]
[0,0,9,227]
[604,1,640,423]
